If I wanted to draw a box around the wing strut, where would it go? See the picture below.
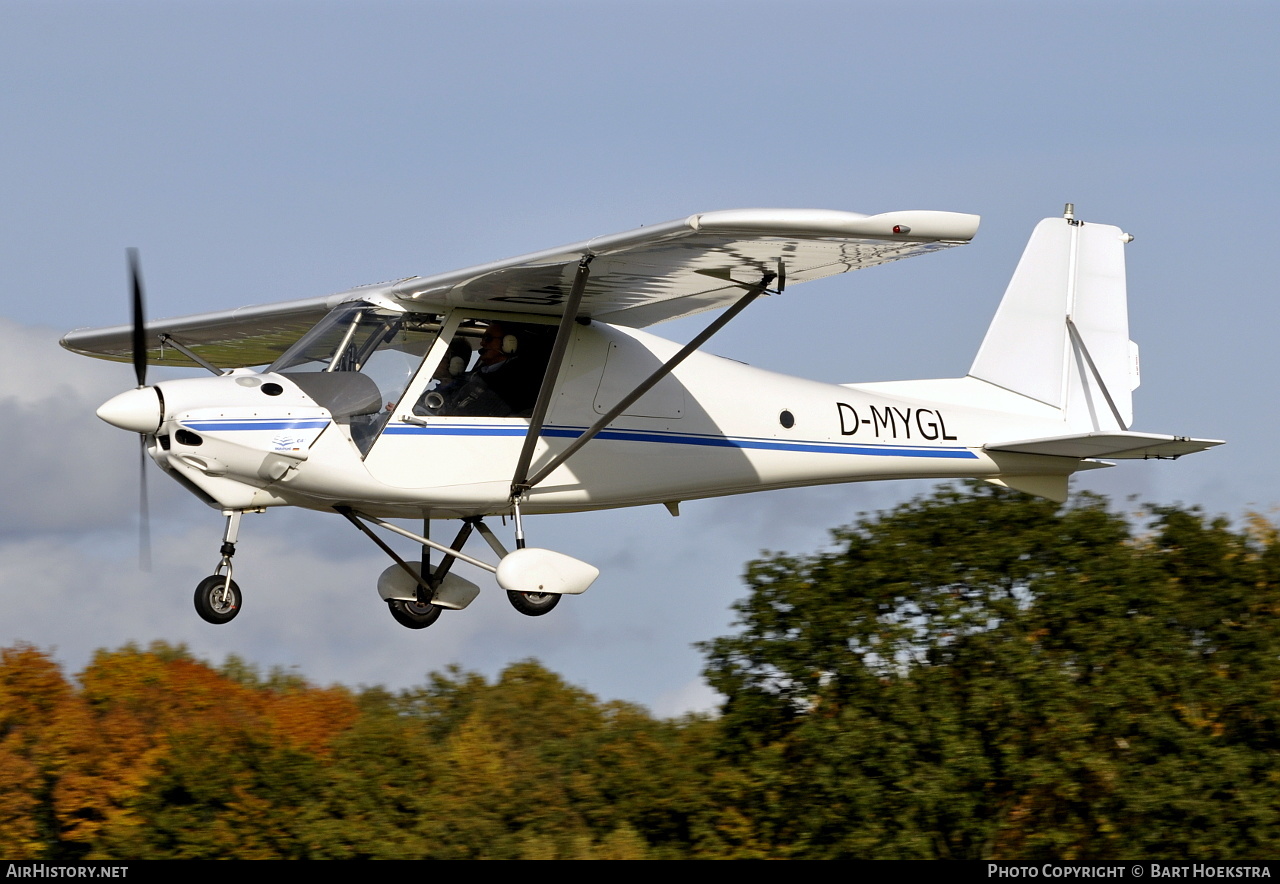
[515,269,776,499]
[158,334,224,376]
[510,256,594,503]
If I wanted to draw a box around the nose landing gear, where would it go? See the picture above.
[194,510,243,625]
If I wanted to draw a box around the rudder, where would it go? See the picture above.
[968,212,1140,431]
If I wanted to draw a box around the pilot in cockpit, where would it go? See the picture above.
[448,322,538,417]
[416,321,548,418]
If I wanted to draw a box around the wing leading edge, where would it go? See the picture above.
[62,208,979,369]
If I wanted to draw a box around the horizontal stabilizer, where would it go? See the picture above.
[987,432,1223,460]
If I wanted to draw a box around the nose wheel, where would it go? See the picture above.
[194,574,242,624]
[194,510,244,625]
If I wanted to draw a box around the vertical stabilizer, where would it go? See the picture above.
[969,214,1138,431]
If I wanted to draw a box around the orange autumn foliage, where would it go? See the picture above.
[0,643,360,857]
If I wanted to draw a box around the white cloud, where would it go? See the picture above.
[0,320,126,406]
[651,677,722,719]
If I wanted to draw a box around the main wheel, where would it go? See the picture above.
[506,590,561,617]
[194,575,242,624]
[387,598,443,629]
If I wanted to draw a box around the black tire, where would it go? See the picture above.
[506,590,561,617]
[387,598,443,629]
[194,575,241,624]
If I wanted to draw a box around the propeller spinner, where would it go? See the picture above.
[97,251,163,432]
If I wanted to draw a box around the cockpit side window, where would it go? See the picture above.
[413,318,555,419]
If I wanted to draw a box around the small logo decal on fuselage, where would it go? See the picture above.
[272,434,305,451]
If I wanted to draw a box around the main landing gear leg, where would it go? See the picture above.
[194,510,243,624]
[385,518,481,629]
[385,517,443,629]
[485,508,561,618]
[339,509,577,626]
[337,508,475,630]
[513,499,527,550]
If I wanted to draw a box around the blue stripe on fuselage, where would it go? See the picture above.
[380,422,978,459]
[181,418,977,460]
[183,419,331,431]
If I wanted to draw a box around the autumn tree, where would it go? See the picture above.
[0,645,75,858]
[27,642,357,859]
[0,645,722,859]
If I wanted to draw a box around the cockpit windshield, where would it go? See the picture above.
[269,302,444,452]
[270,303,442,374]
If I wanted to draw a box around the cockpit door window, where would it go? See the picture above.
[269,302,444,453]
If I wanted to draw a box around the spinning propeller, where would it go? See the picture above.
[129,249,147,387]
[128,249,151,571]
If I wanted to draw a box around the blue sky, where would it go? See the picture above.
[1,1,1275,713]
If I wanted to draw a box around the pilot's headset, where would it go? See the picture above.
[478,323,519,360]
[421,339,473,412]
[445,338,470,377]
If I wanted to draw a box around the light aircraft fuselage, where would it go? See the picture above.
[65,206,1221,628]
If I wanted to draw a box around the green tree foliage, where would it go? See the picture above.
[317,662,718,859]
[700,483,1280,859]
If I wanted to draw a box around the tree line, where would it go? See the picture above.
[2,484,1277,859]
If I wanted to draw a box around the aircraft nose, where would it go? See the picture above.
[97,387,162,434]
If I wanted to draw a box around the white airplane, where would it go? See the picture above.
[62,205,1220,629]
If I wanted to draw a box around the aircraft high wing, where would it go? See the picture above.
[62,208,979,369]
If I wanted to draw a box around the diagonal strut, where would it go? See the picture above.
[511,255,593,500]
[519,271,775,494]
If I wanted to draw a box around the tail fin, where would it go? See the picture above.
[969,213,1140,431]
